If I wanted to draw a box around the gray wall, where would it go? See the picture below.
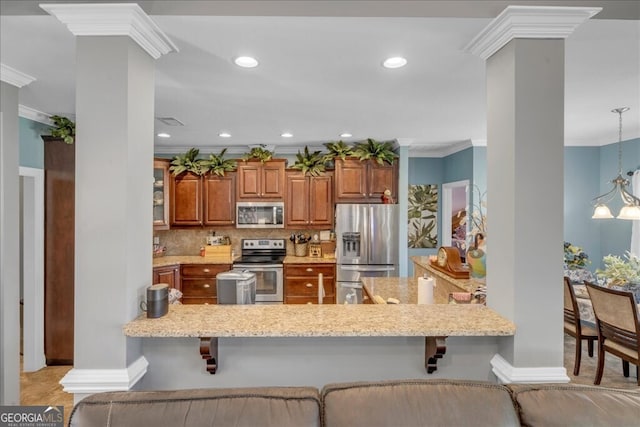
[0,81,21,404]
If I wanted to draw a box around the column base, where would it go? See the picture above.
[491,354,569,383]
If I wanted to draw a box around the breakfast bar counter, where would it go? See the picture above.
[124,303,514,338]
[125,303,514,377]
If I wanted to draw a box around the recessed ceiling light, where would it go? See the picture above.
[340,133,352,138]
[281,132,293,138]
[219,132,231,138]
[383,57,407,69]
[234,56,259,68]
[157,132,171,138]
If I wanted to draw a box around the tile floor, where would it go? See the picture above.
[19,334,639,426]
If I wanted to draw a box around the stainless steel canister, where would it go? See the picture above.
[144,283,169,318]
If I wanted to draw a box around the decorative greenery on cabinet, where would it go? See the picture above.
[48,115,76,145]
[352,138,398,165]
[291,146,326,176]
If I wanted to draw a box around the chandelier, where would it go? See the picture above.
[591,107,640,220]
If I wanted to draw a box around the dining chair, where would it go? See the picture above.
[584,281,640,386]
[563,277,598,375]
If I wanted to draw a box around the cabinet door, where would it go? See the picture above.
[285,172,309,227]
[334,158,368,202]
[153,158,170,230]
[368,160,398,201]
[204,173,236,226]
[170,172,202,226]
[309,174,333,227]
[153,265,180,291]
[261,160,285,199]
[236,162,261,199]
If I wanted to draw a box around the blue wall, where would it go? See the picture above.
[19,117,50,169]
[405,140,638,273]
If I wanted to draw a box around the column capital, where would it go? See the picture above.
[0,64,36,88]
[465,6,601,60]
[40,3,178,60]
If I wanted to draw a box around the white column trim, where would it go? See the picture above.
[19,105,53,126]
[39,3,178,60]
[60,356,149,395]
[19,167,46,372]
[465,6,601,60]
[0,64,36,88]
[490,354,569,384]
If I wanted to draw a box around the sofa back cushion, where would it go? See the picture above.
[322,379,520,427]
[508,384,640,427]
[69,387,321,427]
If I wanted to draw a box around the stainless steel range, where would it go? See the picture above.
[233,238,285,304]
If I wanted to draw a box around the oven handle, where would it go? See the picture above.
[234,264,283,270]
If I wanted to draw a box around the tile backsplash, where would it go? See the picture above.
[155,228,328,257]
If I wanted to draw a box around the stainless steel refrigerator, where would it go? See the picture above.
[335,204,399,303]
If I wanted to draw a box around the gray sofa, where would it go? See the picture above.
[69,379,640,427]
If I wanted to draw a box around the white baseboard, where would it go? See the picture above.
[60,356,148,394]
[491,354,569,383]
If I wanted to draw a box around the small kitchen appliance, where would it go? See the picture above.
[142,283,169,318]
[216,271,257,304]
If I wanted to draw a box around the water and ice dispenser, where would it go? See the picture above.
[342,232,361,257]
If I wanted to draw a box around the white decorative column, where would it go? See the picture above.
[40,3,177,402]
[465,6,600,383]
[0,65,36,404]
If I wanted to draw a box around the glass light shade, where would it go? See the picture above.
[617,205,640,220]
[592,204,614,219]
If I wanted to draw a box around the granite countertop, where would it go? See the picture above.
[283,256,336,264]
[362,277,428,304]
[123,304,515,338]
[153,256,238,267]
[411,256,478,293]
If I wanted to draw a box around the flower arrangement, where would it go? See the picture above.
[596,251,640,286]
[563,242,590,269]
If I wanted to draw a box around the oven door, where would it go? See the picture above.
[233,264,283,303]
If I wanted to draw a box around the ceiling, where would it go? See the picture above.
[1,1,639,156]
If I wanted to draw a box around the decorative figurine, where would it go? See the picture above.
[381,189,394,204]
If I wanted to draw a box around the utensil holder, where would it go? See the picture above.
[294,242,308,257]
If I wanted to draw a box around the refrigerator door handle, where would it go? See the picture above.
[340,265,396,272]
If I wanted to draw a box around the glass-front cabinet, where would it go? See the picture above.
[153,158,170,230]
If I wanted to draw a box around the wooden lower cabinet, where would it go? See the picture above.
[284,264,336,304]
[180,264,231,304]
[152,264,180,290]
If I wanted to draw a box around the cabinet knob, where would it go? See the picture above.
[306,268,313,272]
[307,302,313,305]
[305,283,313,288]
[203,284,210,288]
[203,268,210,273]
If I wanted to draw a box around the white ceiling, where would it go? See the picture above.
[1,1,639,156]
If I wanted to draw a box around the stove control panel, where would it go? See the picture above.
[241,239,286,250]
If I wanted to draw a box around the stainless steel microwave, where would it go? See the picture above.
[236,202,284,228]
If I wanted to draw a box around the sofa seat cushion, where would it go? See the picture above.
[69,387,321,427]
[321,379,520,427]
[508,383,640,427]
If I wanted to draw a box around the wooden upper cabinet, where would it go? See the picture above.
[286,171,333,229]
[203,172,236,226]
[153,158,170,230]
[334,157,398,203]
[368,160,399,200]
[237,159,286,200]
[170,172,203,226]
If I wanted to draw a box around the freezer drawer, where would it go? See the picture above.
[337,264,397,282]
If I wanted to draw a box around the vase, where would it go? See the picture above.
[466,248,486,282]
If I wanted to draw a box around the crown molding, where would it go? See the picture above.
[39,3,178,60]
[0,63,36,88]
[19,105,53,125]
[491,354,569,384]
[155,144,324,156]
[408,139,473,158]
[465,6,601,60]
[59,356,148,394]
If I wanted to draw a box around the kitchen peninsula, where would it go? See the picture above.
[124,303,514,389]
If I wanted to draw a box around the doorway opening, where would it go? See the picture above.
[441,180,469,262]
